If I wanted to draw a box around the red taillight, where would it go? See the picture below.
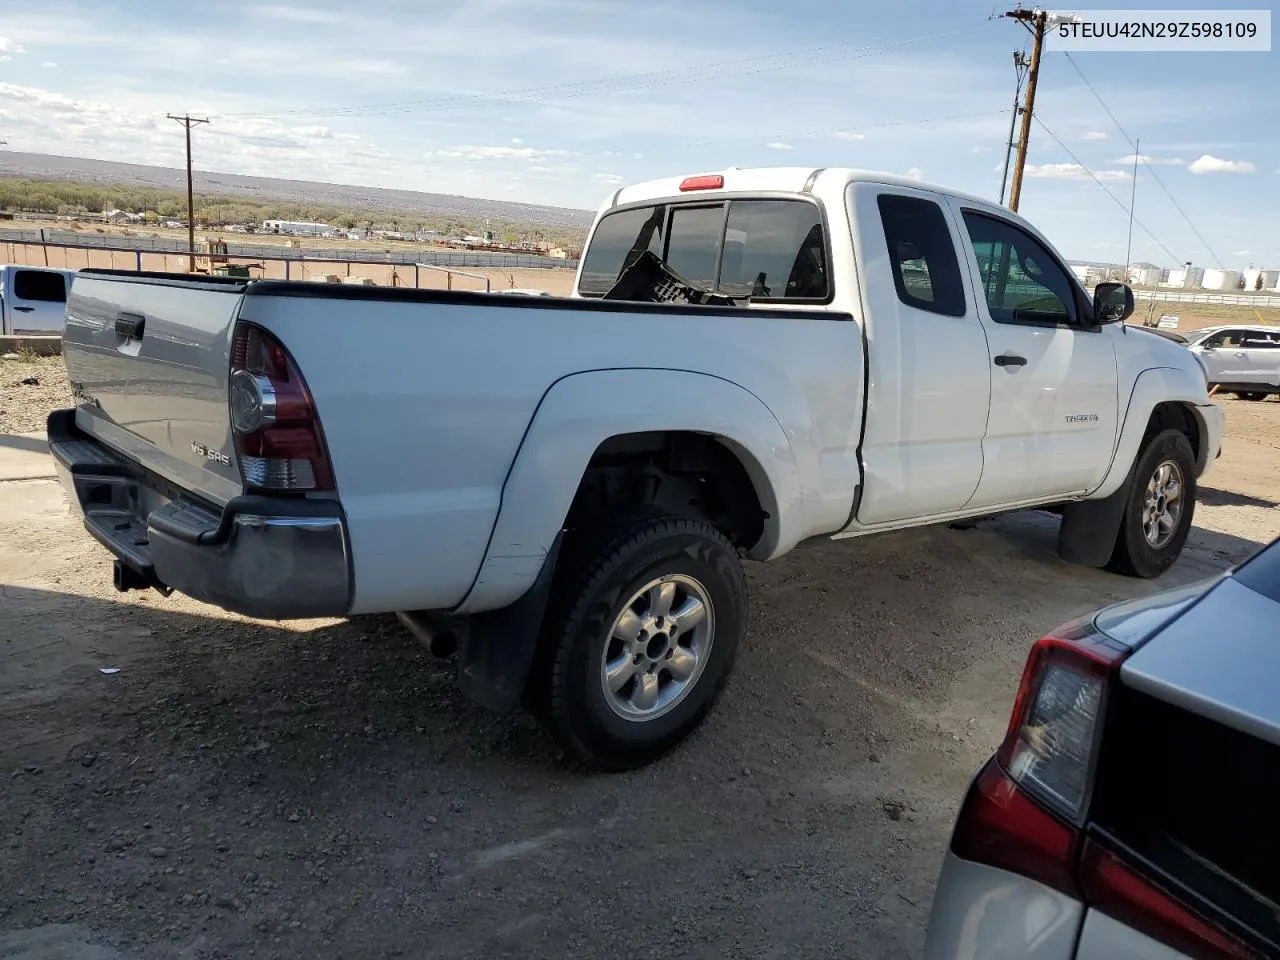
[678,174,724,192]
[953,618,1261,958]
[229,322,334,492]
[951,760,1082,897]
[996,619,1124,822]
[1081,841,1259,960]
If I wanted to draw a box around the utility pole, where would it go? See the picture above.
[167,114,209,271]
[1004,7,1047,212]
[998,51,1030,206]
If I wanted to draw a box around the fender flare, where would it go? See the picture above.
[1090,366,1210,501]
[452,368,803,616]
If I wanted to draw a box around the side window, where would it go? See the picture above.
[1206,329,1247,348]
[664,205,723,289]
[1246,333,1280,350]
[961,213,1077,326]
[718,200,828,300]
[577,206,665,297]
[876,194,966,317]
[13,270,67,303]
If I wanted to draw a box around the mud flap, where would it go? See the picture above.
[1057,477,1131,568]
[455,532,564,712]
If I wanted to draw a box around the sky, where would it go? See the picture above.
[0,0,1276,268]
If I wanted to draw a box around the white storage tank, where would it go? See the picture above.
[1201,269,1241,291]
[1128,265,1163,286]
[1166,266,1205,288]
[1242,268,1279,291]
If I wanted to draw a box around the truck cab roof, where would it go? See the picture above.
[604,166,1015,219]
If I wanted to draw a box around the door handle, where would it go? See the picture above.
[13,306,34,312]
[115,312,145,340]
[994,353,1027,368]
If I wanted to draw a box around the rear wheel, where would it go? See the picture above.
[1107,429,1196,578]
[525,509,747,770]
[1236,391,1268,401]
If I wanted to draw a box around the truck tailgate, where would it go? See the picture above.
[62,271,248,506]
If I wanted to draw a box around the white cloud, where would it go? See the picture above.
[511,137,523,144]
[41,62,58,69]
[256,5,345,24]
[1233,249,1253,256]
[1113,154,1184,166]
[632,152,643,160]
[1188,154,1255,174]
[834,131,865,141]
[593,173,624,184]
[0,38,27,55]
[431,144,572,161]
[0,56,10,64]
[766,142,793,150]
[1025,162,1129,182]
[1080,131,1108,140]
[904,167,924,181]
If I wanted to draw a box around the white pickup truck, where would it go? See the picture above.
[49,167,1224,769]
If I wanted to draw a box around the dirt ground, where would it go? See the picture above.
[2,367,1278,958]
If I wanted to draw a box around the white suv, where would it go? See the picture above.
[1187,324,1280,400]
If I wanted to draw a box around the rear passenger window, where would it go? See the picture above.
[664,205,723,290]
[13,270,67,303]
[718,200,828,300]
[876,195,965,317]
[577,206,666,297]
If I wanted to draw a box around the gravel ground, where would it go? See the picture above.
[0,355,71,435]
[2,393,1278,959]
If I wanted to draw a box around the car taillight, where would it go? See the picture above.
[229,322,334,492]
[952,618,1261,959]
[996,620,1121,822]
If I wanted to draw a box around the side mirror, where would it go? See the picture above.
[1093,282,1134,324]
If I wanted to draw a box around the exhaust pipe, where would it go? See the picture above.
[396,611,458,658]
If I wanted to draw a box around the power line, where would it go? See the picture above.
[681,109,1009,148]
[219,25,993,120]
[1032,115,1182,266]
[1061,51,1224,268]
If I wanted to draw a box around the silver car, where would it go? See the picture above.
[1185,324,1280,401]
[925,536,1280,959]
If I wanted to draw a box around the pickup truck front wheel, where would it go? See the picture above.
[1107,429,1197,578]
[526,510,747,770]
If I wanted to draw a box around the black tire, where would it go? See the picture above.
[525,509,747,771]
[1236,392,1268,402]
[1106,429,1197,578]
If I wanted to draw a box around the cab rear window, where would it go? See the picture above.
[13,269,67,303]
[577,198,829,302]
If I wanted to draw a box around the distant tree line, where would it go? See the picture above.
[0,178,586,251]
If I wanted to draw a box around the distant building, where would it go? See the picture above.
[262,220,334,237]
[104,209,145,223]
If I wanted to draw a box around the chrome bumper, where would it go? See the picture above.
[47,409,351,620]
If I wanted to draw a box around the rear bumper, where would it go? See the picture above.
[924,850,1084,960]
[48,409,352,620]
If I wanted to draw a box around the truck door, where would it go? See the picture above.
[7,268,70,334]
[849,184,991,525]
[948,204,1119,506]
